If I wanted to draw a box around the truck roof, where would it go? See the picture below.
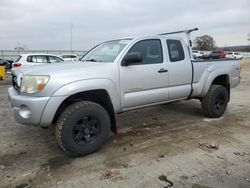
[105,35,184,43]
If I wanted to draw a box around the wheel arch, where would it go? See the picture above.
[52,89,117,133]
[212,74,230,101]
[201,70,230,99]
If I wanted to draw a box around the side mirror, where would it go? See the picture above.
[121,52,142,66]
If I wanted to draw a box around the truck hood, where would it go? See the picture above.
[11,61,118,95]
[13,61,108,76]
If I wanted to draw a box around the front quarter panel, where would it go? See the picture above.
[52,79,121,112]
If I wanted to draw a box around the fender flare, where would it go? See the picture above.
[200,68,230,97]
[52,78,121,112]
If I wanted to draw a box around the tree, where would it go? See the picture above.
[193,35,216,50]
[14,43,29,51]
[248,33,250,43]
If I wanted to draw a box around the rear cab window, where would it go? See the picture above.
[166,39,185,62]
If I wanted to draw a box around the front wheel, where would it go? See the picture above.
[55,101,111,157]
[201,85,229,118]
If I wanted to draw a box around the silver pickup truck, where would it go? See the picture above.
[9,28,241,156]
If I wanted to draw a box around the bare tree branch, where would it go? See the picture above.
[14,43,29,51]
[193,35,216,50]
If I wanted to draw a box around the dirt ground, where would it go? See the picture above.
[0,59,250,188]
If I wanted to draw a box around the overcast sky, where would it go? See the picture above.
[0,0,250,50]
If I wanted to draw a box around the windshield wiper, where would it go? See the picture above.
[84,58,101,62]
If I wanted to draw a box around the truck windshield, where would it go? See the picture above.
[81,39,131,62]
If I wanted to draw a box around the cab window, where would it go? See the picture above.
[127,39,163,64]
[167,39,185,62]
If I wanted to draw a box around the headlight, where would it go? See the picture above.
[20,75,50,94]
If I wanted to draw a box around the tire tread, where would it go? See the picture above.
[55,101,108,157]
[201,84,228,118]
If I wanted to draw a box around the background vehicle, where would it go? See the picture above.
[200,53,211,59]
[12,54,64,68]
[192,50,204,59]
[226,52,243,59]
[9,28,241,156]
[0,58,14,69]
[210,51,226,59]
[60,54,79,61]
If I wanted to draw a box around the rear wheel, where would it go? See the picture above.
[55,101,111,157]
[201,85,228,118]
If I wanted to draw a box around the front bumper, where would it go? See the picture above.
[8,87,50,126]
[231,76,241,88]
[8,87,66,127]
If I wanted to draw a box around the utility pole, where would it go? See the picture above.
[70,23,73,53]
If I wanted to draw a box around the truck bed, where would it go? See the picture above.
[191,59,241,97]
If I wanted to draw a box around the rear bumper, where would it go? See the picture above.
[8,87,67,127]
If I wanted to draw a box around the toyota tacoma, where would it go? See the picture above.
[9,28,241,156]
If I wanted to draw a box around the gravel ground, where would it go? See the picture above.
[0,59,250,188]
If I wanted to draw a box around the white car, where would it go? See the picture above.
[226,52,243,59]
[13,54,64,68]
[192,50,204,59]
[60,54,79,61]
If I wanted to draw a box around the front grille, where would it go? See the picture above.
[12,75,20,92]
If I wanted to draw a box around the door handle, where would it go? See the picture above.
[158,68,168,73]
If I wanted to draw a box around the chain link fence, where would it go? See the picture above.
[1,50,250,61]
[0,50,88,60]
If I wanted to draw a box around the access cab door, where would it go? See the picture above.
[165,39,193,100]
[119,38,169,110]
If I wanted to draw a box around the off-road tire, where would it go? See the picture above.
[201,85,228,118]
[55,101,111,157]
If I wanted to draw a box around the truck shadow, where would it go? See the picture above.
[26,100,204,158]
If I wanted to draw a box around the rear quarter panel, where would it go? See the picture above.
[192,60,240,97]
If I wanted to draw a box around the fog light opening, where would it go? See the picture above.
[19,105,31,119]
